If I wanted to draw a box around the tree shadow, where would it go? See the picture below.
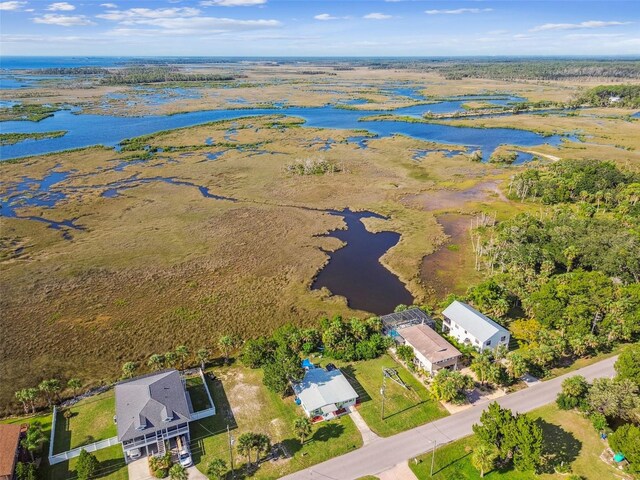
[537,419,582,474]
[312,422,345,443]
[383,400,427,420]
[209,357,237,368]
[340,365,372,404]
[53,410,72,453]
[93,457,127,479]
[432,450,472,475]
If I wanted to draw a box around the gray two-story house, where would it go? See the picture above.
[115,370,191,461]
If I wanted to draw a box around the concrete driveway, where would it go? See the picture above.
[127,458,207,480]
[127,458,153,480]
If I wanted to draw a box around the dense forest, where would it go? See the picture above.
[577,84,640,108]
[448,158,640,381]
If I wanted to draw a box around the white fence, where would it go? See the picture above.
[49,436,120,465]
[190,407,216,421]
[198,368,216,415]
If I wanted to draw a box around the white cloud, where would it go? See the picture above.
[200,0,266,6]
[33,13,95,26]
[97,7,201,22]
[364,12,392,20]
[314,13,340,21]
[47,2,75,11]
[132,16,280,32]
[425,8,492,15]
[96,6,279,33]
[530,20,631,32]
[0,1,27,11]
[100,3,117,7]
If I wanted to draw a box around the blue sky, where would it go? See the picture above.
[1,0,639,56]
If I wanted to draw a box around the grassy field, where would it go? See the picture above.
[53,391,117,453]
[318,354,448,437]
[189,363,362,479]
[409,404,622,480]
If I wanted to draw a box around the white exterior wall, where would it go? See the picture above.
[447,320,509,352]
[404,341,434,374]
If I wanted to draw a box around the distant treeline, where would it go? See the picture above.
[101,67,240,85]
[577,84,640,108]
[33,67,109,75]
[357,59,640,80]
[436,60,640,81]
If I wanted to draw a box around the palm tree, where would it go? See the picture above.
[15,390,29,415]
[175,345,189,371]
[148,354,165,371]
[237,433,254,465]
[254,433,271,463]
[21,421,46,461]
[293,416,312,446]
[206,458,227,480]
[67,378,82,400]
[168,463,187,480]
[471,443,497,477]
[218,335,237,364]
[196,348,209,371]
[122,361,137,379]
[164,351,178,369]
[38,379,61,408]
[24,388,39,414]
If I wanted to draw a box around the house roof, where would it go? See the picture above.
[115,370,191,442]
[0,424,21,477]
[442,300,508,342]
[399,324,461,364]
[293,368,358,413]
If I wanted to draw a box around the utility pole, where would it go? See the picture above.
[380,368,387,420]
[227,424,235,479]
[430,439,437,477]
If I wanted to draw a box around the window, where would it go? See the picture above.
[464,330,468,334]
[500,336,507,342]
[486,340,492,346]
[474,339,479,344]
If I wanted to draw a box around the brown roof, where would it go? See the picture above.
[399,324,461,364]
[0,424,21,477]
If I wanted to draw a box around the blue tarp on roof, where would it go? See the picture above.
[302,359,314,369]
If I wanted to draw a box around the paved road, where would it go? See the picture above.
[282,356,617,480]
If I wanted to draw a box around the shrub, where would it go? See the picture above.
[556,393,579,410]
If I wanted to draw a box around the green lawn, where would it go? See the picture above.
[186,375,213,412]
[2,412,127,480]
[44,444,128,480]
[53,391,117,453]
[189,364,362,479]
[320,354,448,437]
[409,404,622,479]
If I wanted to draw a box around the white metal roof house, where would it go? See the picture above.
[442,300,510,352]
[397,324,461,375]
[115,370,191,461]
[293,367,358,422]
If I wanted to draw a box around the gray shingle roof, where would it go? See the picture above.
[293,368,358,413]
[442,300,508,342]
[115,370,191,442]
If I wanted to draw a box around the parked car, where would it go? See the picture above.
[177,436,192,467]
[128,448,142,459]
